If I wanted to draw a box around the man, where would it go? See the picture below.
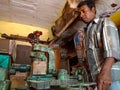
[77,0,120,90]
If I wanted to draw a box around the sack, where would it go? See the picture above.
[0,68,8,81]
[111,61,120,81]
[0,80,11,90]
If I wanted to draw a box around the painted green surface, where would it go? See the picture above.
[0,54,11,68]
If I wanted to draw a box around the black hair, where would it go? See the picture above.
[77,0,95,9]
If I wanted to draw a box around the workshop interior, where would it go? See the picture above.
[0,0,120,90]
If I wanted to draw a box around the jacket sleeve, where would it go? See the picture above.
[102,18,120,60]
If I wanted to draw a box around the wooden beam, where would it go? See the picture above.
[49,14,78,46]
[1,33,50,45]
[56,14,78,37]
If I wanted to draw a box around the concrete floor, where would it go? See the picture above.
[11,87,83,90]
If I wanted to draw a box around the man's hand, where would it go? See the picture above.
[97,69,112,90]
[97,57,115,90]
[71,66,77,75]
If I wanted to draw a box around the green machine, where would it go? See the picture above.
[0,53,11,90]
[27,31,94,90]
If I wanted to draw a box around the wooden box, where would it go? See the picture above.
[32,60,47,75]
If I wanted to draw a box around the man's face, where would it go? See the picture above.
[77,5,96,24]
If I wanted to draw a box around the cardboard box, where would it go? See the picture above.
[0,39,15,55]
[10,71,29,88]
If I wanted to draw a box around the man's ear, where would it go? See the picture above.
[91,7,96,13]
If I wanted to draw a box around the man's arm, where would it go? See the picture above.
[97,17,120,90]
[97,57,115,90]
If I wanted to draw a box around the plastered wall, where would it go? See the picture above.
[0,21,51,42]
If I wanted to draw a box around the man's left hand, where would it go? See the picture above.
[97,70,112,90]
[97,57,115,90]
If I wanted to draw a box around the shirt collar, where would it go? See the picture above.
[86,17,100,31]
[93,17,100,24]
[87,17,99,27]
